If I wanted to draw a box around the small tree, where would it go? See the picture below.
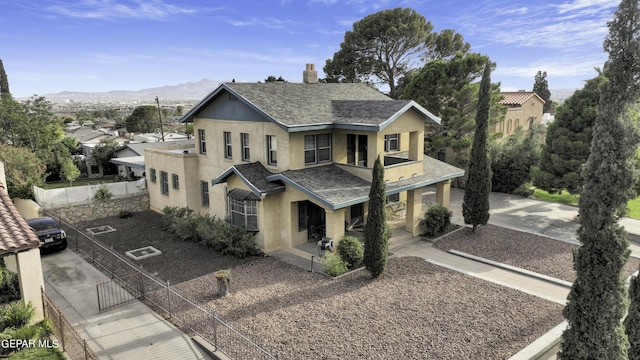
[463,61,492,232]
[0,145,46,198]
[91,138,119,176]
[60,158,80,186]
[363,155,389,278]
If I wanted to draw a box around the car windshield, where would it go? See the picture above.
[29,220,59,232]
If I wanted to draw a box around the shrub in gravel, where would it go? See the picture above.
[162,206,193,231]
[322,251,348,277]
[420,204,452,237]
[162,206,262,258]
[338,236,364,269]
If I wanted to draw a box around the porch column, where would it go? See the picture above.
[324,208,346,246]
[406,189,422,236]
[15,249,45,322]
[436,179,452,208]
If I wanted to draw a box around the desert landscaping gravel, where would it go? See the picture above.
[73,211,640,359]
[175,256,564,359]
[433,224,640,282]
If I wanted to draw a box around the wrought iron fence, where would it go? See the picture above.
[47,211,278,360]
[42,290,100,360]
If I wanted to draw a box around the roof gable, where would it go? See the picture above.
[499,91,545,106]
[181,82,440,131]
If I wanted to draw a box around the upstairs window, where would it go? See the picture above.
[241,133,250,161]
[198,129,206,154]
[384,133,399,152]
[172,174,179,189]
[304,134,332,165]
[150,168,157,183]
[267,135,277,165]
[160,171,169,195]
[224,131,232,159]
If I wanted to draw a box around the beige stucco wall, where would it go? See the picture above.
[494,98,544,137]
[146,147,200,213]
[5,250,45,322]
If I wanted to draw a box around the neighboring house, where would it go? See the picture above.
[0,161,45,322]
[493,91,545,137]
[111,140,194,179]
[144,64,464,252]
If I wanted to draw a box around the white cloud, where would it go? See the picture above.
[495,54,607,78]
[44,0,216,20]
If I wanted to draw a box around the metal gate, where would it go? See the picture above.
[96,277,141,312]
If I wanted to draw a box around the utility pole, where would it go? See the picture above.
[155,96,165,142]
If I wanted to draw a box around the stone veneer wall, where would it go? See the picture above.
[46,193,150,224]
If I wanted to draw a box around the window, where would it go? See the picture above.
[198,129,206,154]
[266,135,277,165]
[229,197,258,231]
[298,201,307,232]
[304,134,332,165]
[150,168,157,183]
[387,193,400,203]
[241,133,250,161]
[200,181,209,206]
[384,133,399,152]
[224,131,232,159]
[347,134,368,166]
[172,174,179,189]
[160,171,169,195]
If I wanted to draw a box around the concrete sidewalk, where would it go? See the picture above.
[41,250,212,360]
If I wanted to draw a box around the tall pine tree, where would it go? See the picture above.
[462,61,492,232]
[560,0,640,358]
[363,155,389,278]
[532,71,551,113]
[0,59,9,95]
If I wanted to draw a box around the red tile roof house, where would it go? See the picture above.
[0,163,45,322]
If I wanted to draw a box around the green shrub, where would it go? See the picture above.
[0,301,34,331]
[322,252,348,277]
[162,208,261,258]
[161,206,193,231]
[0,266,20,304]
[337,236,364,269]
[94,185,113,200]
[511,185,534,197]
[419,204,452,238]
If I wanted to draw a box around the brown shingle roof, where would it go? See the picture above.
[0,183,40,254]
[500,91,545,105]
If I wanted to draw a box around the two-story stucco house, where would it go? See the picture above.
[493,91,545,137]
[144,64,464,252]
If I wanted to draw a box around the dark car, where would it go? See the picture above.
[26,217,67,253]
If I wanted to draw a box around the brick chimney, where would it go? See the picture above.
[303,64,318,84]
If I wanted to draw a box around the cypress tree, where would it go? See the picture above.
[462,61,492,232]
[560,1,640,358]
[0,59,9,95]
[626,275,640,359]
[363,155,389,278]
[532,71,552,113]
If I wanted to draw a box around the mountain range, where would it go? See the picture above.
[36,78,576,104]
[40,79,222,103]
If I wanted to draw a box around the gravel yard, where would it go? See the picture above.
[75,211,633,359]
[433,224,640,282]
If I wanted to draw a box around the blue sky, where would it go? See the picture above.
[1,0,619,98]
